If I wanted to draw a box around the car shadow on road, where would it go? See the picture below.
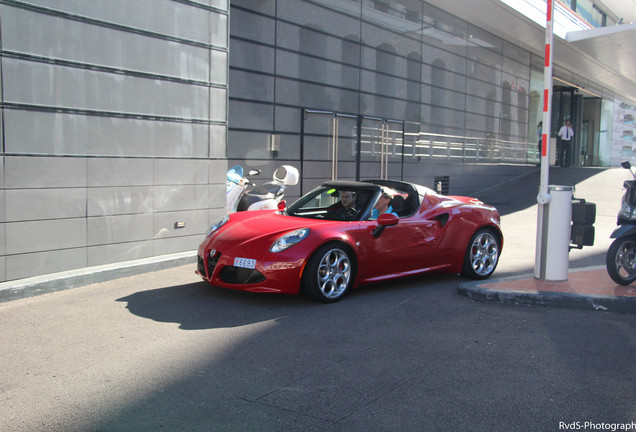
[116,281,317,330]
[116,273,461,331]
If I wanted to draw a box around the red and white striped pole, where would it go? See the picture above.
[535,0,555,279]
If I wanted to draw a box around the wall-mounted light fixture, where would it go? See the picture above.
[269,134,280,158]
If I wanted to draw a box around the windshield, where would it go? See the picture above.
[226,165,244,191]
[287,184,378,221]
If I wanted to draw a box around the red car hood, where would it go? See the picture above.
[211,210,343,248]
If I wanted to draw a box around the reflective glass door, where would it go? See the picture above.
[301,110,404,194]
[359,117,404,181]
[301,110,358,194]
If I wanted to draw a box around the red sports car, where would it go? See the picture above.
[196,180,502,302]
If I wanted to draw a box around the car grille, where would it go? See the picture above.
[208,251,221,277]
[198,250,222,278]
[219,266,265,284]
[197,255,206,276]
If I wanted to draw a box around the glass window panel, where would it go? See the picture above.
[230,8,275,44]
[227,131,271,158]
[230,40,274,73]
[231,0,274,16]
[279,0,361,39]
[228,100,273,131]
[229,70,274,102]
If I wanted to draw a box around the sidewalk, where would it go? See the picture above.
[458,266,636,315]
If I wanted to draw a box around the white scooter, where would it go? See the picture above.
[226,164,299,213]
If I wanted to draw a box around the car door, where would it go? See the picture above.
[353,216,443,282]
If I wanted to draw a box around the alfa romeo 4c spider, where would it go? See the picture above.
[196,179,502,303]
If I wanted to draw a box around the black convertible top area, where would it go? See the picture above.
[288,179,429,220]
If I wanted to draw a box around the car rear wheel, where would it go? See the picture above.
[461,229,500,279]
[303,244,354,303]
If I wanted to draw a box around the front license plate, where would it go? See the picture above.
[234,257,256,269]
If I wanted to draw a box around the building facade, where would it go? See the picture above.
[0,0,634,284]
[0,0,229,282]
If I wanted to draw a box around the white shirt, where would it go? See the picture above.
[558,125,573,141]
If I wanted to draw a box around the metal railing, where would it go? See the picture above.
[405,132,538,164]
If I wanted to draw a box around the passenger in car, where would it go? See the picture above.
[370,187,398,219]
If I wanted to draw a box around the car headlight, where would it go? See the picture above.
[270,228,310,253]
[206,215,229,236]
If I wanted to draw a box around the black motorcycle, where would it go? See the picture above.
[606,161,636,285]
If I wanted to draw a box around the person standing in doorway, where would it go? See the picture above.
[557,120,574,167]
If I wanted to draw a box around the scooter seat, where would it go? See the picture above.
[237,182,283,211]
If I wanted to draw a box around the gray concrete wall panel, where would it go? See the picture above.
[87,214,155,246]
[153,234,203,256]
[153,209,208,240]
[209,88,228,122]
[87,158,153,187]
[209,125,227,158]
[21,0,219,45]
[153,185,209,213]
[210,50,228,85]
[87,187,154,217]
[5,189,86,222]
[6,248,87,280]
[208,182,226,209]
[154,159,209,186]
[3,111,211,157]
[1,5,210,83]
[3,59,210,120]
[5,156,86,189]
[87,241,154,268]
[207,159,228,185]
[6,218,87,255]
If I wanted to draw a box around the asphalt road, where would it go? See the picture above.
[1,167,635,432]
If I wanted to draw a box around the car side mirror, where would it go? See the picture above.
[378,213,399,226]
[372,213,399,237]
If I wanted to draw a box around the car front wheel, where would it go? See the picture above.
[302,244,355,303]
[461,229,500,279]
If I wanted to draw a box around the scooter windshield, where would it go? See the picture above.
[227,165,244,187]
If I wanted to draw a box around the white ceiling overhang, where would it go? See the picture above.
[423,0,636,102]
[565,23,636,92]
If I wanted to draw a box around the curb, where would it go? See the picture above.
[458,271,636,315]
[0,251,197,303]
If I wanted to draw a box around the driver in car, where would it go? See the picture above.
[328,190,359,220]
